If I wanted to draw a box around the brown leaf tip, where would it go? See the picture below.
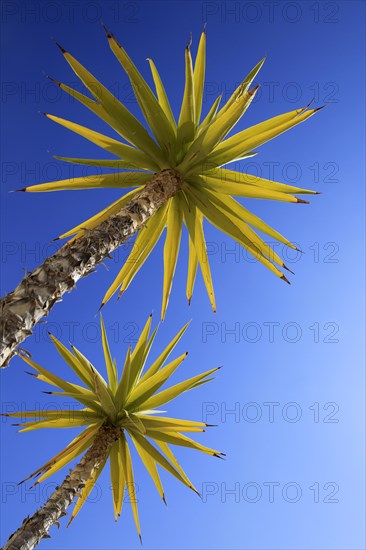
[47,75,61,87]
[314,104,327,112]
[249,84,260,95]
[101,21,113,39]
[214,452,225,460]
[53,40,67,54]
[281,274,291,285]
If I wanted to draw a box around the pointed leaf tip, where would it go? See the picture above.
[214,453,225,460]
[101,21,112,38]
[249,84,260,95]
[47,75,61,87]
[314,104,327,112]
[53,40,67,54]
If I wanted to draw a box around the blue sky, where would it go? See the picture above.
[1,1,365,549]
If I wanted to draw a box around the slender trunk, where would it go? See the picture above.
[0,169,182,367]
[2,424,119,550]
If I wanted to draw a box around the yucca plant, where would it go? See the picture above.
[0,26,322,367]
[2,315,222,549]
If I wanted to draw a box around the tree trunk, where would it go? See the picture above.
[0,169,182,368]
[2,424,119,550]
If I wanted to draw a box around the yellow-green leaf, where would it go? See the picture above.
[136,367,219,411]
[101,202,169,306]
[193,30,206,125]
[119,432,141,540]
[145,430,223,458]
[155,441,197,491]
[126,352,188,410]
[138,415,206,433]
[204,187,298,250]
[181,85,259,173]
[147,58,176,132]
[196,94,222,136]
[59,47,165,165]
[128,315,153,391]
[128,430,193,491]
[186,232,198,305]
[207,106,321,168]
[54,155,153,172]
[188,186,285,279]
[139,321,190,383]
[177,43,196,148]
[24,172,150,193]
[106,30,175,162]
[130,433,165,501]
[49,334,94,389]
[161,196,183,319]
[20,355,96,400]
[110,439,125,520]
[215,56,265,119]
[197,174,304,203]
[100,316,118,393]
[115,347,132,409]
[179,194,216,312]
[43,114,159,171]
[206,168,318,195]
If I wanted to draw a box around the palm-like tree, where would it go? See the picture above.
[2,315,222,549]
[0,26,322,366]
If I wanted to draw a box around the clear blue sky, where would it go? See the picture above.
[1,1,365,549]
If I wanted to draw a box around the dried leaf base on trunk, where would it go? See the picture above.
[0,170,182,368]
[2,425,119,550]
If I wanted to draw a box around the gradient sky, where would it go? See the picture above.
[1,1,365,549]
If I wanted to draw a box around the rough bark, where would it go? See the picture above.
[0,169,182,367]
[2,424,119,550]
